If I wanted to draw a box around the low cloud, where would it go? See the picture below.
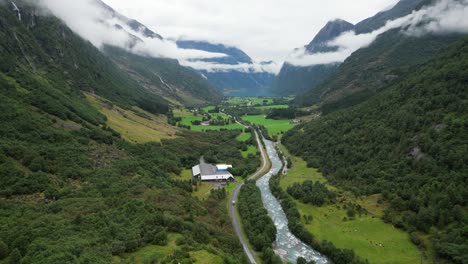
[31,0,280,74]
[287,0,468,67]
[181,60,281,74]
[35,0,227,62]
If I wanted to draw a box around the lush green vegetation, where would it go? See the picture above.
[172,109,244,131]
[242,115,296,138]
[287,181,335,206]
[0,3,254,263]
[279,146,422,264]
[238,181,282,264]
[270,171,368,264]
[296,30,463,110]
[284,37,468,263]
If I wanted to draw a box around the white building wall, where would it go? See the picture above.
[201,174,234,181]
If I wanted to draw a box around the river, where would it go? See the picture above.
[256,137,329,264]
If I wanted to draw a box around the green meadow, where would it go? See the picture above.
[242,115,296,136]
[279,145,423,264]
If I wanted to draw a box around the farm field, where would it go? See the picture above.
[174,109,243,131]
[279,145,423,264]
[242,115,296,137]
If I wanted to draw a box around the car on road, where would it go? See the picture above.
[232,200,236,205]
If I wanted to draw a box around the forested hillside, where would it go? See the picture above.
[283,37,468,263]
[0,2,250,263]
[0,1,169,115]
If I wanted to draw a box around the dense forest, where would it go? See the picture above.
[237,181,281,264]
[283,37,468,263]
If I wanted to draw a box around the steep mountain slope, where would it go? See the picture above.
[105,46,222,106]
[0,2,248,263]
[306,19,355,53]
[0,1,170,115]
[283,37,468,264]
[177,40,276,96]
[354,0,429,34]
[271,0,432,96]
[94,1,223,106]
[271,19,353,96]
[298,30,463,110]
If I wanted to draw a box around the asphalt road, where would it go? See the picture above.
[230,126,269,264]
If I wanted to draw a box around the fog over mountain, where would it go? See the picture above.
[287,0,468,67]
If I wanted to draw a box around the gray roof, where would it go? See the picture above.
[199,163,231,176]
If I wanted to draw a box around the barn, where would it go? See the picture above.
[192,163,234,181]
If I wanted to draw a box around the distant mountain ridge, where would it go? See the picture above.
[271,0,431,96]
[177,40,276,96]
[271,19,354,96]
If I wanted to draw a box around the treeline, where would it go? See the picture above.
[266,108,308,120]
[238,181,282,264]
[287,181,335,206]
[270,172,369,264]
[283,38,468,263]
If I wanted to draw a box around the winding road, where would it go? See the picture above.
[230,124,269,264]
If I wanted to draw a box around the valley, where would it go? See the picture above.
[0,0,466,264]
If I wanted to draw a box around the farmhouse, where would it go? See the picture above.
[192,163,234,181]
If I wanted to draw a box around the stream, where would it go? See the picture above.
[256,137,329,264]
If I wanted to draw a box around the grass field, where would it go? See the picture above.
[279,145,423,264]
[241,145,257,158]
[236,132,252,142]
[86,94,177,144]
[242,115,296,136]
[174,109,243,132]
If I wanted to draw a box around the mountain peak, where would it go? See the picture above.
[307,19,354,53]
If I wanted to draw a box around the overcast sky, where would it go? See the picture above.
[102,0,399,62]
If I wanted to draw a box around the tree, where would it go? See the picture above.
[9,249,21,264]
[0,240,8,260]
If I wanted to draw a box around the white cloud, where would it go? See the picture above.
[286,0,468,67]
[37,0,228,61]
[181,60,281,74]
[103,0,399,62]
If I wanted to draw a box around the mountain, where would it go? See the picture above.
[297,29,463,111]
[306,19,355,53]
[177,40,276,96]
[271,19,354,96]
[91,0,223,106]
[0,1,249,263]
[283,36,468,264]
[104,46,222,106]
[354,0,429,34]
[271,0,431,96]
[95,0,163,39]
